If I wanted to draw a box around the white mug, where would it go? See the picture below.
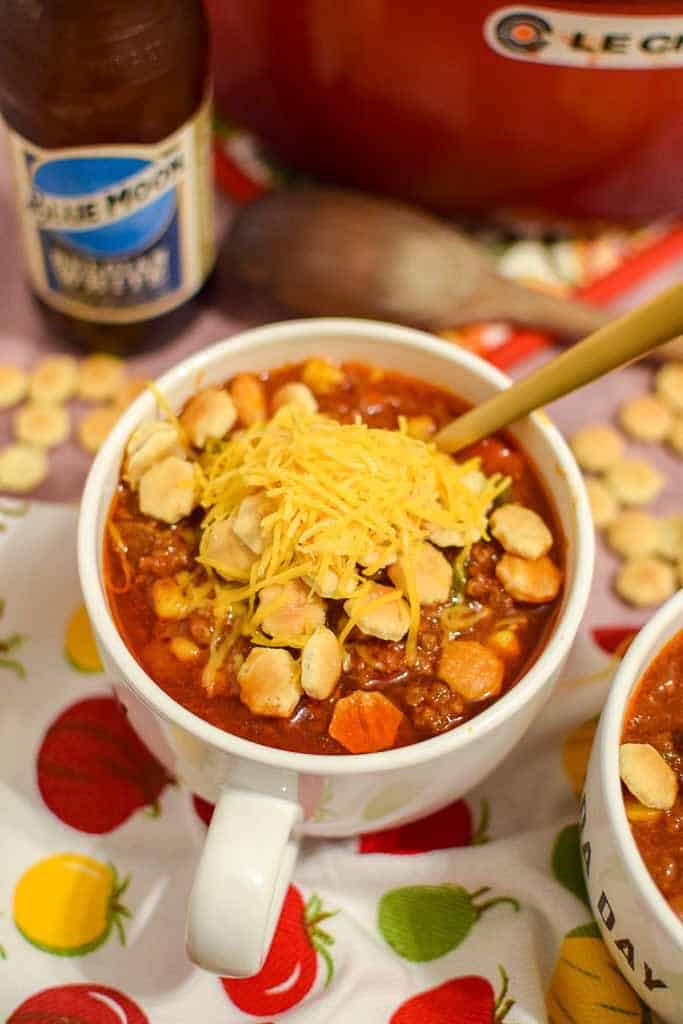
[582,590,683,1023]
[78,318,593,977]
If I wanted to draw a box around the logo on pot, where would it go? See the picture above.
[495,13,550,54]
[485,5,683,69]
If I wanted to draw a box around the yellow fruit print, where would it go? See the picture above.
[13,853,131,955]
[546,923,651,1023]
[562,717,598,800]
[65,604,102,673]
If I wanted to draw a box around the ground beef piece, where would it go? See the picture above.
[138,530,194,576]
[465,542,513,612]
[468,541,498,576]
[347,640,409,687]
[292,700,331,735]
[465,574,512,611]
[412,612,442,673]
[188,611,214,646]
[116,520,158,564]
[404,679,465,734]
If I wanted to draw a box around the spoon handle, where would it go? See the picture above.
[435,282,683,454]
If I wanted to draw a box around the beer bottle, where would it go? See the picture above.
[0,0,215,353]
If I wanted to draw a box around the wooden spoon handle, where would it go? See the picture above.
[444,271,611,338]
[435,282,683,454]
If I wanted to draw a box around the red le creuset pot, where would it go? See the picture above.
[206,0,683,225]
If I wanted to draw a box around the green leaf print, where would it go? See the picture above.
[378,883,520,962]
[0,598,27,679]
[567,921,601,939]
[305,892,339,986]
[552,824,590,908]
[495,965,515,1022]
[0,501,29,532]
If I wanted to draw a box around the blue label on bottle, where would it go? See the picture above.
[8,103,214,323]
[33,154,182,304]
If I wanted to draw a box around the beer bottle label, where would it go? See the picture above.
[4,98,215,324]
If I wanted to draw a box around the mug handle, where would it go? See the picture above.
[186,787,302,976]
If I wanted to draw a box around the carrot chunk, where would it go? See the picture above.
[329,690,403,753]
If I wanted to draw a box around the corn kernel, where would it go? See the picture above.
[624,795,664,825]
[170,636,201,663]
[152,578,189,620]
[488,629,521,659]
[302,358,345,395]
[405,416,436,442]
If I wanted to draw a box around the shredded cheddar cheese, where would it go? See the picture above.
[197,405,508,660]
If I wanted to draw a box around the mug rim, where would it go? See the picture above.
[78,317,594,776]
[596,588,683,948]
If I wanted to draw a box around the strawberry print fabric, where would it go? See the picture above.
[1,118,682,1021]
[0,502,663,1022]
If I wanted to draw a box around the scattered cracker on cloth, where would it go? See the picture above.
[29,354,79,404]
[0,365,28,410]
[0,443,48,492]
[0,353,144,493]
[573,360,683,607]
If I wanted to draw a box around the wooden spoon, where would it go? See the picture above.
[435,282,683,453]
[227,186,609,338]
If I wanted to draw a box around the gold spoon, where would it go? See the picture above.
[435,282,683,453]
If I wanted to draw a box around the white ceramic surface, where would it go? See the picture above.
[582,590,683,1022]
[78,318,593,977]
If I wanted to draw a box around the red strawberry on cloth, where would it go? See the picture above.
[37,696,173,833]
[192,793,215,827]
[592,626,640,657]
[222,885,336,1016]
[7,983,148,1023]
[359,799,490,854]
[390,968,514,1023]
[214,140,266,203]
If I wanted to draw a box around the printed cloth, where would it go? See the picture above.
[0,502,659,1023]
[2,136,683,1022]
